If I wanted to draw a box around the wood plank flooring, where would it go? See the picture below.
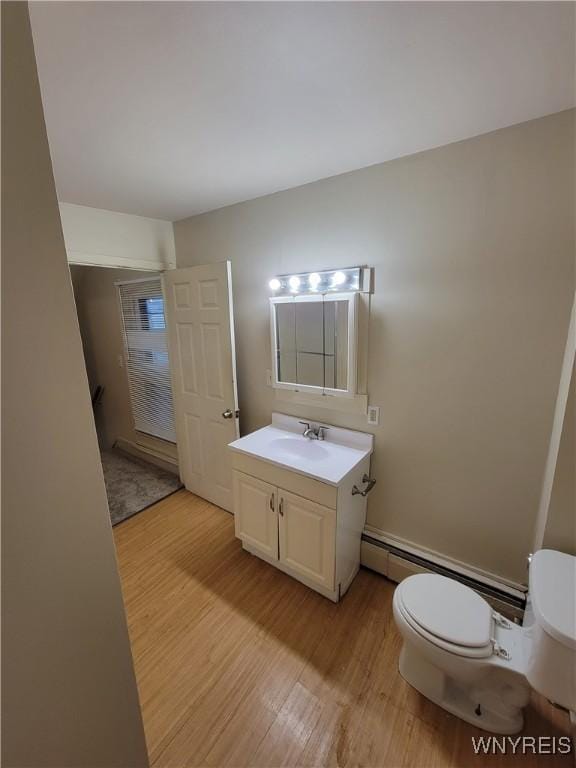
[114,489,573,768]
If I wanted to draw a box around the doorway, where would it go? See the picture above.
[70,261,240,525]
[70,265,183,524]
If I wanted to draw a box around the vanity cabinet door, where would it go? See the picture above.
[233,471,278,559]
[278,491,336,590]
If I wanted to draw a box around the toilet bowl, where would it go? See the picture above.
[392,549,576,734]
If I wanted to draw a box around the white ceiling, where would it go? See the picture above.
[30,2,575,222]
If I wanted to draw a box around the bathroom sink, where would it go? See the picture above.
[268,437,330,462]
[228,413,374,486]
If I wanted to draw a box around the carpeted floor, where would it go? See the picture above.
[100,449,183,526]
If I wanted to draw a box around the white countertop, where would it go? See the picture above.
[228,413,373,486]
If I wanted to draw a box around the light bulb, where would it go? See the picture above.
[308,272,321,289]
[269,278,281,291]
[289,275,301,291]
[332,271,346,286]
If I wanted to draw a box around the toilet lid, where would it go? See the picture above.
[399,574,493,648]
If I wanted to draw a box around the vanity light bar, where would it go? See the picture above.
[268,267,371,295]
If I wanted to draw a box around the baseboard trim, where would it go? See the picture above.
[361,528,526,619]
[114,438,180,476]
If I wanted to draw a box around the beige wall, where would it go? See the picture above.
[1,4,148,766]
[543,362,576,555]
[70,265,178,463]
[175,109,575,585]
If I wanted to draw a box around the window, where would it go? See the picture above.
[138,297,166,330]
[117,277,176,443]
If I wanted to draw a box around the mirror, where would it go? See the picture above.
[273,298,351,391]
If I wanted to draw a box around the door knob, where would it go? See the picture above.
[222,408,239,419]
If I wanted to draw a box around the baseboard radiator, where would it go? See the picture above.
[361,532,526,621]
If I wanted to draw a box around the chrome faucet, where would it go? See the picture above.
[299,421,329,441]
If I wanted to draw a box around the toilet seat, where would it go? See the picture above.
[395,574,495,659]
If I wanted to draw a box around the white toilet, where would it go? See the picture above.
[393,549,576,734]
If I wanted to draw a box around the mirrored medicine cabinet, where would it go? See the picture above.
[270,292,358,397]
[268,266,373,406]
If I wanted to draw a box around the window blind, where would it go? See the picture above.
[117,277,176,443]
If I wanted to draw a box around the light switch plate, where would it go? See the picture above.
[265,369,272,386]
[367,405,380,426]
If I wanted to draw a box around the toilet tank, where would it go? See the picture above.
[524,549,576,712]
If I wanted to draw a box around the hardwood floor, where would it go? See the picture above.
[114,489,573,768]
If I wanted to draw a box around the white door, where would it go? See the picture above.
[233,472,278,559]
[278,491,336,590]
[163,262,239,511]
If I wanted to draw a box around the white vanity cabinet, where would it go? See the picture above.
[233,473,337,592]
[233,473,279,560]
[229,413,374,602]
[278,490,336,591]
